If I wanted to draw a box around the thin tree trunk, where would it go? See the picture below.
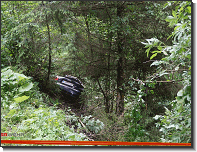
[96,78,109,113]
[116,4,125,115]
[106,26,112,113]
[108,16,113,113]
[105,6,113,113]
[55,10,63,35]
[85,15,93,60]
[46,15,52,81]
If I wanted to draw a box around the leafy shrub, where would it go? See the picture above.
[1,67,88,146]
[1,66,34,108]
[124,87,159,142]
[82,115,104,134]
[142,1,191,143]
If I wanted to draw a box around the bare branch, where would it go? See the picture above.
[131,77,184,84]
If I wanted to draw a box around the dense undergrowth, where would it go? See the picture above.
[0,66,162,146]
[1,67,104,146]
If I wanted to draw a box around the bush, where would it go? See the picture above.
[1,67,88,146]
[142,1,191,143]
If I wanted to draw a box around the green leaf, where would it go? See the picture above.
[159,72,169,77]
[177,98,184,104]
[165,16,176,22]
[187,6,191,14]
[14,73,28,81]
[19,82,33,92]
[179,6,184,12]
[14,95,29,103]
[177,90,183,97]
[162,48,168,55]
[150,90,154,94]
[175,66,179,71]
[172,10,176,17]
[150,53,157,60]
[6,109,17,118]
[1,69,13,78]
[150,61,160,67]
[145,47,151,57]
[157,46,162,51]
[174,26,179,31]
[153,115,161,120]
[152,50,161,54]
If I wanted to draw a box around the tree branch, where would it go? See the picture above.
[131,77,184,84]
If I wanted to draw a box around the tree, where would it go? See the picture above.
[116,2,125,115]
[50,1,177,116]
[1,1,181,117]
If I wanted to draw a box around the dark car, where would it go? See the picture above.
[55,75,84,97]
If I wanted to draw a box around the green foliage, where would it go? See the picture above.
[124,85,162,142]
[14,96,30,103]
[82,115,104,134]
[1,67,33,106]
[1,67,89,146]
[1,1,191,144]
[142,1,191,143]
[154,101,191,143]
[124,102,145,142]
[65,105,105,134]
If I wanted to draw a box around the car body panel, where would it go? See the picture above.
[55,75,84,97]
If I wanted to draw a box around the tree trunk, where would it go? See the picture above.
[96,78,110,113]
[116,3,125,115]
[85,15,93,60]
[46,15,52,81]
[108,15,113,113]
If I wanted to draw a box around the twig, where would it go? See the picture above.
[131,77,184,84]
[78,119,94,141]
[166,69,189,72]
[143,60,158,64]
[78,119,90,133]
